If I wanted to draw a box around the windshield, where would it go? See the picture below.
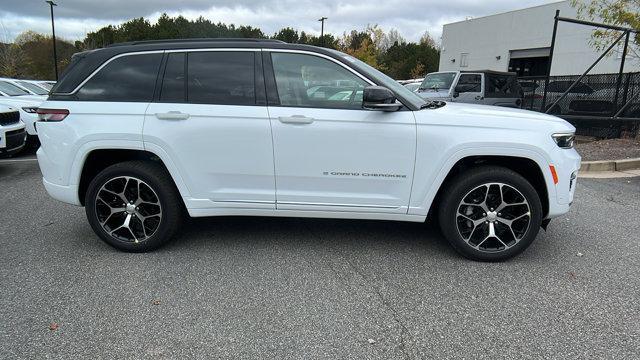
[329,51,426,109]
[0,81,31,96]
[17,81,49,95]
[420,72,456,91]
[404,83,420,92]
[39,82,54,90]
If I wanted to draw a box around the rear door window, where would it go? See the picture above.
[187,51,255,105]
[77,53,163,102]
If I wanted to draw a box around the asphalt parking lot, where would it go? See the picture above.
[1,158,639,359]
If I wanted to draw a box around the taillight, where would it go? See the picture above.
[37,108,69,122]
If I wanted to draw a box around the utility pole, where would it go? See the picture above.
[318,17,327,47]
[45,0,58,81]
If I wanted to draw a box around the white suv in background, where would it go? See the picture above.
[0,80,42,145]
[36,39,580,261]
[0,105,27,158]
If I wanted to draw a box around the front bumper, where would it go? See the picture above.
[0,126,27,158]
[547,148,581,218]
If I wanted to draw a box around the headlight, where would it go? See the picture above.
[22,106,38,114]
[552,133,575,149]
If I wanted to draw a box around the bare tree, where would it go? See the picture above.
[0,22,26,78]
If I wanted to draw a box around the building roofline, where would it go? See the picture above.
[444,0,568,27]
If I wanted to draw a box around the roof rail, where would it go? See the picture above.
[107,38,286,47]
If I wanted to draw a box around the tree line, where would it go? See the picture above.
[1,14,440,81]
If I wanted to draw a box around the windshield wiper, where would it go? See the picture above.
[420,100,447,109]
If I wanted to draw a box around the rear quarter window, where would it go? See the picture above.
[76,53,163,102]
[485,74,522,98]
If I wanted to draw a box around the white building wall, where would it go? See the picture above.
[439,1,638,75]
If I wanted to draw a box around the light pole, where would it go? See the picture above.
[45,0,58,81]
[318,17,327,47]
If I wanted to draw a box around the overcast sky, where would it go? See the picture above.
[1,0,561,43]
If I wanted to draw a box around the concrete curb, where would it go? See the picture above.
[580,158,640,173]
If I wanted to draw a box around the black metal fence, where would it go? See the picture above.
[518,72,640,138]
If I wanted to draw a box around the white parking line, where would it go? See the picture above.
[0,157,38,164]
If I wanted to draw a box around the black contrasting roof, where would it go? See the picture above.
[106,38,286,47]
[53,39,344,95]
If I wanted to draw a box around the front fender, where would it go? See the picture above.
[408,144,555,217]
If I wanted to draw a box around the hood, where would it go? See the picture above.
[0,97,42,107]
[422,102,575,133]
[0,104,17,113]
[417,89,450,100]
[14,94,47,101]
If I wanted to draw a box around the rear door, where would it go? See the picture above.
[264,50,416,213]
[484,73,523,107]
[144,49,275,209]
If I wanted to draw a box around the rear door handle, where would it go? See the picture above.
[155,111,190,120]
[278,115,314,124]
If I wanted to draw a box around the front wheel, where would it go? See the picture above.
[85,161,182,252]
[438,166,543,261]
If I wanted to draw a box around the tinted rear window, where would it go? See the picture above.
[187,51,255,105]
[76,53,162,102]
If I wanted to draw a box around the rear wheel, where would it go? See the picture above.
[438,166,543,261]
[85,161,182,252]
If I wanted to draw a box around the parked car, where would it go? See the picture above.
[13,79,50,96]
[36,39,580,261]
[25,80,55,92]
[417,70,523,108]
[404,82,420,92]
[398,78,424,85]
[534,80,596,114]
[0,105,27,158]
[0,88,42,146]
[0,78,48,100]
[0,80,46,102]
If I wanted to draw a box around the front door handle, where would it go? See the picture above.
[475,96,484,100]
[278,115,314,124]
[155,111,190,120]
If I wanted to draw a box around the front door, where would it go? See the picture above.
[144,50,275,209]
[265,51,416,213]
[453,73,484,104]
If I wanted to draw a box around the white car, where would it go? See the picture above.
[0,78,47,101]
[12,79,51,96]
[0,93,41,143]
[36,39,580,261]
[0,105,27,158]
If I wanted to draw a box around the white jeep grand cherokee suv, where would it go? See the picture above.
[36,39,580,261]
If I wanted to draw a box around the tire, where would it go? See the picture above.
[438,166,543,262]
[85,160,182,252]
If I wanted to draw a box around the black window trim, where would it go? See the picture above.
[157,48,264,107]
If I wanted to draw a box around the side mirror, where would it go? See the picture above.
[452,91,460,98]
[362,86,402,111]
